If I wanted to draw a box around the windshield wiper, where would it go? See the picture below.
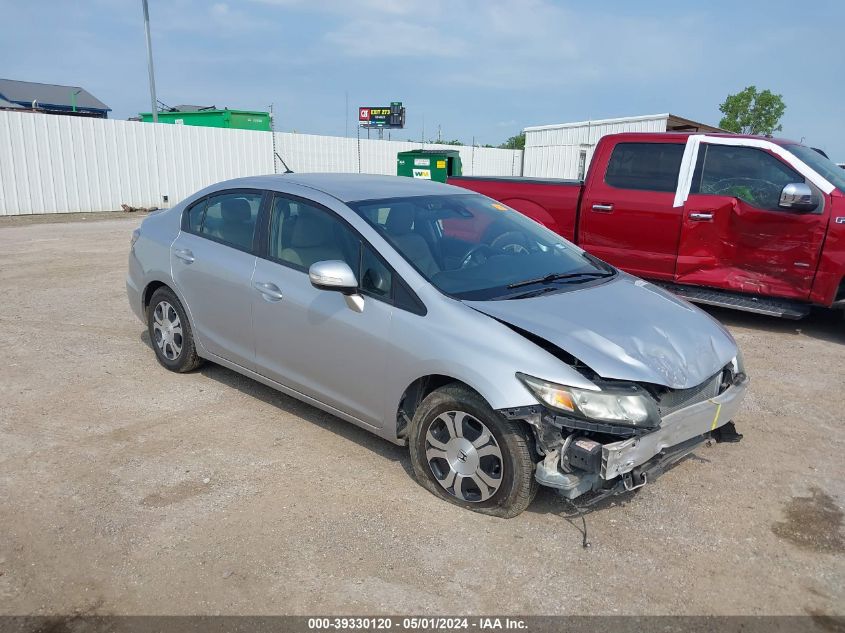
[506,271,613,289]
[497,286,562,300]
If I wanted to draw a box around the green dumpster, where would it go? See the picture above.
[397,149,462,183]
[139,108,271,131]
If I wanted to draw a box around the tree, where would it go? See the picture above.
[498,132,525,150]
[718,86,786,135]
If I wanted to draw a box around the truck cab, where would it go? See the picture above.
[451,132,845,319]
[581,133,845,316]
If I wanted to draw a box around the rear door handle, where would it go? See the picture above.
[591,203,614,212]
[689,212,714,221]
[253,281,284,301]
[173,248,195,263]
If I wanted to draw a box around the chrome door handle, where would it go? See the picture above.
[689,212,714,221]
[173,248,195,263]
[591,203,614,212]
[253,281,283,301]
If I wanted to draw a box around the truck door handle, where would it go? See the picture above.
[253,281,284,301]
[591,203,614,212]
[689,212,714,221]
[173,248,195,263]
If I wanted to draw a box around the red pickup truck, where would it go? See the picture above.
[449,132,845,320]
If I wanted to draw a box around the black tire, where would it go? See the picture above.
[147,286,202,373]
[408,384,538,518]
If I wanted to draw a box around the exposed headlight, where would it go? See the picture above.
[729,350,745,375]
[517,373,659,428]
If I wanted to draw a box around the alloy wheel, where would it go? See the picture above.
[152,300,183,361]
[425,410,504,502]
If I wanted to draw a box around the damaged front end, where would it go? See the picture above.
[499,358,748,501]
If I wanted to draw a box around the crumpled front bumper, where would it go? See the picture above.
[601,375,748,480]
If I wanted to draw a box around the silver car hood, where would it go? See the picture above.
[465,275,736,390]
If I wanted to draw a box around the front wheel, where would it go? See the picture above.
[408,384,538,518]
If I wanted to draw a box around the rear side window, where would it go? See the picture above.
[604,142,685,192]
[692,145,805,210]
[199,191,262,251]
[185,199,206,232]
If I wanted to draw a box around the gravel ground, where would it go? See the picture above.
[0,217,843,617]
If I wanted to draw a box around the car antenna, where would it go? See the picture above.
[274,151,294,174]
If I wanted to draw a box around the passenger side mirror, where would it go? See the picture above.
[309,260,358,295]
[309,260,365,313]
[779,183,819,212]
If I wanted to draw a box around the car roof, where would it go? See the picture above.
[610,131,801,146]
[211,173,465,203]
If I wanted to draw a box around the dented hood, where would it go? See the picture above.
[465,275,737,389]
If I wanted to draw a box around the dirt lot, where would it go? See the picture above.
[0,216,843,617]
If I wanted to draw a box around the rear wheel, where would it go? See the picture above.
[147,287,202,373]
[408,384,538,518]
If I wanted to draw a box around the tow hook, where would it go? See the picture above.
[623,471,648,491]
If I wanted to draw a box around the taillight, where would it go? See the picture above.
[130,229,140,249]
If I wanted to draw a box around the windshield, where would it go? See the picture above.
[348,193,614,300]
[786,144,845,193]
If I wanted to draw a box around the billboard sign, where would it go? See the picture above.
[359,102,405,128]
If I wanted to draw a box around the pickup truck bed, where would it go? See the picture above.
[448,176,582,241]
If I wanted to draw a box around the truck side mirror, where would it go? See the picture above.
[779,183,819,212]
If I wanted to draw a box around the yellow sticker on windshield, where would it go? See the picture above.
[491,203,508,211]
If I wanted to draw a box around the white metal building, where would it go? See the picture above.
[522,113,725,179]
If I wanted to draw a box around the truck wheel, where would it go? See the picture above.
[408,384,538,518]
[147,287,202,373]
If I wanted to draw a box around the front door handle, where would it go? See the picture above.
[253,281,284,301]
[591,203,614,212]
[173,248,195,263]
[689,212,714,221]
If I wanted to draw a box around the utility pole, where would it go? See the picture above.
[141,0,159,122]
[70,89,81,113]
[270,103,278,174]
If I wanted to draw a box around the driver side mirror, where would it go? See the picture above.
[309,260,364,312]
[779,183,819,213]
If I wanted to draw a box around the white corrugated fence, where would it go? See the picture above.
[523,114,671,179]
[0,110,522,216]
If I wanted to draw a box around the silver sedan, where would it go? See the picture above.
[127,174,747,517]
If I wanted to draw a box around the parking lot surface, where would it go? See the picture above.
[0,217,843,616]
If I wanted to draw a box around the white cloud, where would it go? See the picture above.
[324,20,465,58]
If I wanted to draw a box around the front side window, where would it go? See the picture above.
[604,142,685,192]
[348,193,614,301]
[195,191,262,251]
[692,145,804,210]
[360,244,392,298]
[268,195,410,308]
[785,143,845,193]
[268,196,358,271]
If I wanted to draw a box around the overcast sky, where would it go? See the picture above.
[2,0,843,159]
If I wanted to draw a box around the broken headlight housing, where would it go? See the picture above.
[517,373,660,428]
[729,351,745,376]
